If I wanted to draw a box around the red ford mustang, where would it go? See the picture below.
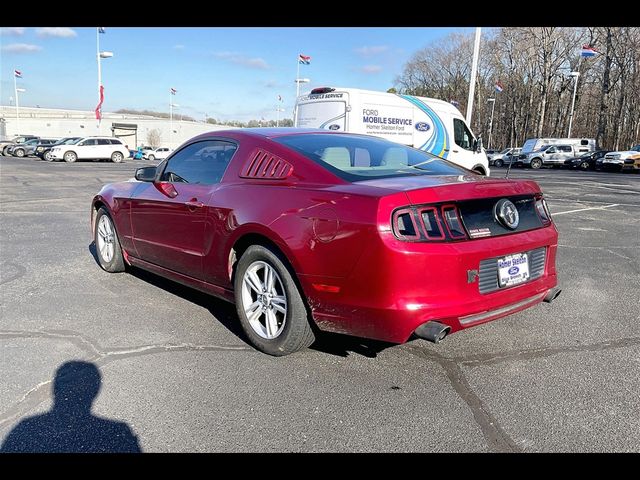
[91,129,560,356]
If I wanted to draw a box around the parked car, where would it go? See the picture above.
[518,144,579,169]
[91,128,560,356]
[601,145,640,171]
[10,138,58,158]
[1,135,39,156]
[565,150,609,170]
[145,147,173,161]
[36,137,83,161]
[49,136,129,163]
[490,148,522,167]
[485,149,500,160]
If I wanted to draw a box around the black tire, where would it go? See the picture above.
[530,158,543,169]
[234,244,315,356]
[44,150,55,162]
[14,148,25,158]
[148,154,155,162]
[63,151,77,163]
[579,161,590,170]
[111,151,124,163]
[2,146,10,156]
[94,208,126,273]
[494,159,504,168]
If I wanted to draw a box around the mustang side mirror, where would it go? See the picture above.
[135,166,157,182]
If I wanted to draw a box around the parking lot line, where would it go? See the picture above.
[552,204,619,216]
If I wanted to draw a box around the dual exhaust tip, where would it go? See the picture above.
[415,287,562,344]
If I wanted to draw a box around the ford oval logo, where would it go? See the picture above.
[415,122,431,132]
[494,199,520,230]
[328,124,340,130]
[508,266,519,275]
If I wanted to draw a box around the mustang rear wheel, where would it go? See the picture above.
[94,208,125,273]
[234,245,315,356]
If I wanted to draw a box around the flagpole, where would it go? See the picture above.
[294,57,301,126]
[466,27,482,125]
[567,55,583,138]
[170,91,173,147]
[487,97,496,150]
[96,27,102,129]
[14,71,20,134]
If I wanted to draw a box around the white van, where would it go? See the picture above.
[295,87,489,175]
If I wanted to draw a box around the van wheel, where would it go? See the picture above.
[530,158,542,169]
[148,154,155,162]
[64,151,77,163]
[111,152,124,163]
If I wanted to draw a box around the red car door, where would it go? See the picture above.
[130,140,237,279]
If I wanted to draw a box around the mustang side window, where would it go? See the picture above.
[161,140,237,185]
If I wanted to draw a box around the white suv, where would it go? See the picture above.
[49,136,129,163]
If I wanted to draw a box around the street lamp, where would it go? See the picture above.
[567,71,580,138]
[486,98,496,150]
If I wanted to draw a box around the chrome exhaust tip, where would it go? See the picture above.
[414,321,451,344]
[543,287,562,303]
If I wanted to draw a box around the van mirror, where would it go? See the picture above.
[474,136,483,153]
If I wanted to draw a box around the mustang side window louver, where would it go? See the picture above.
[240,149,293,179]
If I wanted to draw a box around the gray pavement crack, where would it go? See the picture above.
[0,329,251,429]
[453,336,640,367]
[403,344,521,453]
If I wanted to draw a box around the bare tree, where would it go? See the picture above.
[147,129,162,148]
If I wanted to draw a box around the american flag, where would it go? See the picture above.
[170,88,177,95]
[581,44,597,57]
[298,54,311,65]
[495,81,504,93]
[14,70,22,78]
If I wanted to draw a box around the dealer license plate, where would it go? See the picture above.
[497,253,530,287]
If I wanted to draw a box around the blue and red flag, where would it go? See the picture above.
[14,70,22,78]
[298,54,311,65]
[495,81,504,93]
[581,44,597,57]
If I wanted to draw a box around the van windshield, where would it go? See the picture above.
[274,133,468,182]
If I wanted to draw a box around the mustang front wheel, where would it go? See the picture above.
[234,245,315,356]
[94,208,125,273]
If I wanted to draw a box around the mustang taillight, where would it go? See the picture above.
[534,194,552,225]
[392,204,468,242]
[392,209,420,240]
[441,204,467,239]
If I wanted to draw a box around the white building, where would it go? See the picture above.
[0,106,230,149]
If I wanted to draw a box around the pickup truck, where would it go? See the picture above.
[517,144,585,169]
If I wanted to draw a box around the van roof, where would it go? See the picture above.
[303,87,458,110]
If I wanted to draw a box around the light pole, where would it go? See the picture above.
[96,28,113,128]
[486,98,496,150]
[567,71,580,138]
[293,78,310,125]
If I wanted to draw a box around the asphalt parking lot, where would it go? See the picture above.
[1,156,638,452]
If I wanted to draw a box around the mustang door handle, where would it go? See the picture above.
[185,199,204,209]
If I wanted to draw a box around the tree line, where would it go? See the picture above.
[395,27,640,151]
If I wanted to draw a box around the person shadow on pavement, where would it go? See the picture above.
[1,361,142,453]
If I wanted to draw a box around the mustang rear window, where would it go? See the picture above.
[274,134,467,181]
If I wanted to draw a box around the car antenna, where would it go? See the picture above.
[505,153,514,179]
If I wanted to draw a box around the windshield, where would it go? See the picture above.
[23,139,39,145]
[274,133,468,182]
[499,148,511,154]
